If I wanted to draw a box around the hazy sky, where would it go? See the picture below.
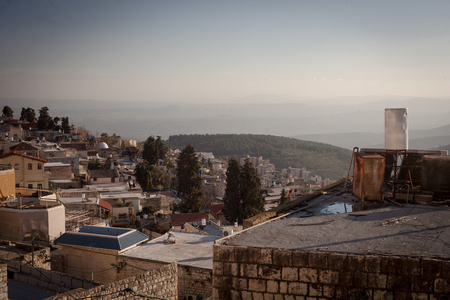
[1,0,450,102]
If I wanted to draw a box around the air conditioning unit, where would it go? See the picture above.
[222,229,233,237]
[187,294,199,300]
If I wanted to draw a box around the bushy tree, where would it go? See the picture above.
[20,107,36,122]
[53,116,61,131]
[142,135,166,165]
[135,162,172,190]
[176,144,203,213]
[88,159,107,170]
[2,106,13,118]
[223,158,242,223]
[37,106,55,130]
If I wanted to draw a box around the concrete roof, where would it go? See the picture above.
[221,194,450,258]
[121,231,219,269]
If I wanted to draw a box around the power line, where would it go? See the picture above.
[0,236,80,300]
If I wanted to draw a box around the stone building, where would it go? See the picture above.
[0,203,65,242]
[54,226,218,299]
[0,151,49,189]
[0,164,15,202]
[212,187,450,299]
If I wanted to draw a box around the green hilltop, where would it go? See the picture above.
[166,134,353,180]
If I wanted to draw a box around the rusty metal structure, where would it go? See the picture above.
[353,152,385,201]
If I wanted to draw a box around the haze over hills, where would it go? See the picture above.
[1,96,449,150]
[166,134,352,180]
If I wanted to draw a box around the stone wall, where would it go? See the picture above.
[7,260,99,292]
[212,245,450,299]
[0,263,7,300]
[46,262,178,300]
[178,265,212,299]
[243,212,276,229]
[54,245,213,299]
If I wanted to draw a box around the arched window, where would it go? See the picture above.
[38,163,42,170]
[28,163,32,170]
[14,163,19,170]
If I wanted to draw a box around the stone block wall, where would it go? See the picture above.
[46,262,178,300]
[8,260,99,292]
[243,212,276,229]
[178,265,212,299]
[212,245,450,299]
[0,263,7,300]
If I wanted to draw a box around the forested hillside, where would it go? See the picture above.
[166,134,352,180]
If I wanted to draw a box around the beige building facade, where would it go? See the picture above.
[0,165,15,201]
[0,152,49,189]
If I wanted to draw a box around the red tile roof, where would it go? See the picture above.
[98,199,112,210]
[209,203,224,216]
[10,142,39,151]
[0,151,47,163]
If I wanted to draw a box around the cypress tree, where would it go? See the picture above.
[240,158,264,219]
[223,158,242,223]
[176,144,203,212]
[280,188,287,205]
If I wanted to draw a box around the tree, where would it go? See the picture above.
[280,189,287,205]
[223,158,264,223]
[37,106,54,130]
[223,158,242,223]
[240,158,264,219]
[20,107,36,122]
[135,162,172,190]
[53,117,61,131]
[2,106,13,118]
[176,144,203,213]
[61,117,71,133]
[100,132,118,147]
[88,159,107,170]
[142,135,166,165]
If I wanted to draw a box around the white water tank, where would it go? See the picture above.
[385,108,408,150]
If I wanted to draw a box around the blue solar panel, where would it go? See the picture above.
[55,226,148,250]
[79,225,130,237]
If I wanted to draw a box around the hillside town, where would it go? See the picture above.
[0,108,449,300]
[0,110,334,299]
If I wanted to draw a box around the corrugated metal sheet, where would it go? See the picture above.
[353,152,385,201]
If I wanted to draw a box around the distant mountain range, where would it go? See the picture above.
[1,96,449,151]
[293,124,450,150]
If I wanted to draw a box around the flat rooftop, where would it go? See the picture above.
[222,193,450,258]
[121,231,219,269]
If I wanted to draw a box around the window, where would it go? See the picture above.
[38,163,42,170]
[28,184,33,189]
[14,164,19,170]
[28,163,32,170]
[37,184,42,189]
[15,183,19,187]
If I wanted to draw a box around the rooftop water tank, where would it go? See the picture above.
[385,108,408,151]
